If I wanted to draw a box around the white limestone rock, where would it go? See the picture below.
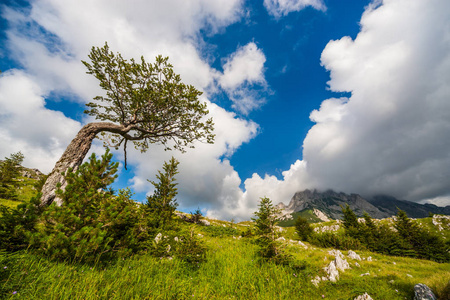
[311,276,321,287]
[354,293,373,300]
[328,249,344,259]
[335,254,350,271]
[324,260,339,282]
[348,250,362,261]
[313,208,330,222]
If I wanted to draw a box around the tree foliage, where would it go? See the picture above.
[252,197,287,262]
[32,150,144,263]
[0,197,42,252]
[0,152,24,199]
[337,206,450,262]
[82,43,215,158]
[295,216,313,241]
[252,197,280,240]
[145,157,179,229]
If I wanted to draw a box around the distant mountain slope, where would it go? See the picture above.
[278,189,450,220]
[368,195,450,218]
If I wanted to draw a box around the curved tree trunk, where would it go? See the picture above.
[40,122,133,206]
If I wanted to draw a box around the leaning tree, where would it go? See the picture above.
[40,43,214,206]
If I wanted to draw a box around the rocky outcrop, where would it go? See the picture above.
[413,283,437,300]
[20,167,44,180]
[324,260,340,282]
[313,208,330,222]
[313,250,351,285]
[314,224,340,233]
[432,215,450,231]
[348,250,362,261]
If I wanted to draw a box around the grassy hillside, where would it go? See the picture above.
[1,174,449,299]
[1,219,449,299]
[0,176,40,209]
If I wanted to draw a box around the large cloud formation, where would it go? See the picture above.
[238,0,450,215]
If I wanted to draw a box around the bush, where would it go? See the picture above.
[30,150,145,263]
[294,216,313,241]
[0,196,42,251]
[149,228,207,266]
[308,232,363,250]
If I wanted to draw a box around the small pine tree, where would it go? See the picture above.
[341,204,361,239]
[295,216,313,241]
[0,152,25,199]
[145,157,180,229]
[252,197,280,241]
[341,204,359,229]
[0,196,42,251]
[252,197,286,261]
[360,212,377,250]
[32,149,143,263]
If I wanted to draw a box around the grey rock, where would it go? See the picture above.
[348,250,362,261]
[354,293,373,300]
[324,260,339,282]
[335,254,350,271]
[200,219,210,226]
[414,283,437,300]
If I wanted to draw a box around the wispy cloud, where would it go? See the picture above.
[263,0,326,18]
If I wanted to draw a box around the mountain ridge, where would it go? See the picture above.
[278,189,450,219]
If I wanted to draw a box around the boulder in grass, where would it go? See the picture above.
[324,260,339,282]
[348,250,362,261]
[414,284,437,300]
[354,293,373,300]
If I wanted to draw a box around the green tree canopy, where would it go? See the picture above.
[146,157,179,229]
[82,43,215,157]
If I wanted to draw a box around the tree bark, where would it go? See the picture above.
[40,122,133,206]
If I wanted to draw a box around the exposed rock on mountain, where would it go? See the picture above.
[278,189,390,220]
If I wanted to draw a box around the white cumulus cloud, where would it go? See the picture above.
[0,70,81,173]
[219,42,268,115]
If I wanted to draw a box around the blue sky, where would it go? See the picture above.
[1,0,449,220]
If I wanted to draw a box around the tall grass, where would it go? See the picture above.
[2,236,449,300]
